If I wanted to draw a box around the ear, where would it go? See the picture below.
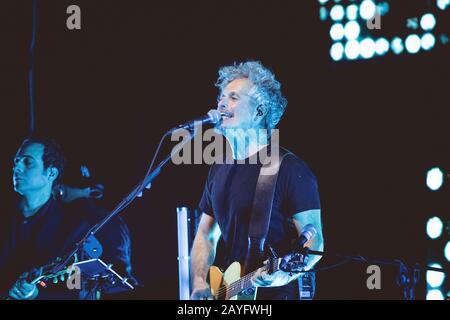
[47,167,59,183]
[254,105,267,124]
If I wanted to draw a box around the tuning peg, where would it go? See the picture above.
[145,183,151,189]
[53,277,58,284]
[137,191,143,197]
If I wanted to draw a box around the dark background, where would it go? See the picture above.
[0,0,448,299]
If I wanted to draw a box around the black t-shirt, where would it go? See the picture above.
[199,150,320,299]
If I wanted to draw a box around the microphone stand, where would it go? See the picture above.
[300,248,447,300]
[49,126,198,286]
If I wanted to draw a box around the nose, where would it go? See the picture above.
[217,98,227,112]
[13,160,24,174]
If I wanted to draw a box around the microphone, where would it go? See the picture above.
[294,224,317,252]
[168,109,232,133]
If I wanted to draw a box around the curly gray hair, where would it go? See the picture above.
[215,61,288,130]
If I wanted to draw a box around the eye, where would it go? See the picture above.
[24,158,33,167]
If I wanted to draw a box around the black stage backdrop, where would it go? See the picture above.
[0,0,448,299]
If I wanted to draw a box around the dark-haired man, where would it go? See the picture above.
[0,138,134,299]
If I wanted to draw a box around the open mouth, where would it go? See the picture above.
[220,111,234,119]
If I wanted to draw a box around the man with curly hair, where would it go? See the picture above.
[190,61,324,300]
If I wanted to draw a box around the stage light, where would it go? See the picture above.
[344,21,360,40]
[346,4,359,20]
[330,42,344,61]
[427,263,445,288]
[345,40,360,60]
[320,7,329,21]
[445,241,450,262]
[426,216,443,239]
[426,289,445,300]
[426,167,444,191]
[330,5,345,21]
[405,34,421,54]
[360,0,377,20]
[437,0,450,10]
[330,23,345,41]
[421,33,436,50]
[420,13,437,31]
[391,37,404,54]
[375,38,389,55]
[360,38,376,59]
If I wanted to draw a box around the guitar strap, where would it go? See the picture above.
[245,146,292,274]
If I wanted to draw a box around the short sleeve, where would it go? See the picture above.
[279,155,321,216]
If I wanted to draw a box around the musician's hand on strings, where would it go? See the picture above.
[8,273,39,300]
[251,267,293,287]
[251,254,307,288]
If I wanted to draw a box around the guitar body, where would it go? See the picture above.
[209,262,257,300]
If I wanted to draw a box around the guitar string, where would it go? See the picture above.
[215,263,279,298]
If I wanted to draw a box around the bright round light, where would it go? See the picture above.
[360,0,377,20]
[360,38,376,59]
[445,241,450,262]
[420,13,437,31]
[391,37,404,54]
[426,289,445,300]
[346,4,359,20]
[330,42,344,61]
[427,263,445,287]
[375,38,389,55]
[426,216,443,239]
[344,21,361,40]
[437,0,450,10]
[405,34,421,54]
[345,40,360,60]
[318,0,329,4]
[421,33,436,50]
[330,23,345,41]
[330,5,345,21]
[426,167,444,191]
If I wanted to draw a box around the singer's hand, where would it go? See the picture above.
[190,282,214,300]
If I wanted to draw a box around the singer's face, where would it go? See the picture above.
[216,78,258,131]
[12,143,54,195]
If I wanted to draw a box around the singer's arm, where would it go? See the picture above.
[190,213,221,300]
[292,209,324,271]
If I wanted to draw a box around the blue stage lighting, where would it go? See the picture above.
[426,167,444,191]
[405,34,421,54]
[426,216,443,239]
[344,21,361,40]
[330,23,345,41]
[375,38,389,55]
[345,40,360,60]
[360,38,376,59]
[421,33,436,50]
[391,37,404,54]
[330,5,345,21]
[420,13,437,31]
[330,42,344,61]
[346,4,359,20]
[360,0,377,20]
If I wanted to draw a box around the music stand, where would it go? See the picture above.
[72,258,134,294]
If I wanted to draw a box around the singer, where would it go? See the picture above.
[190,61,324,300]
